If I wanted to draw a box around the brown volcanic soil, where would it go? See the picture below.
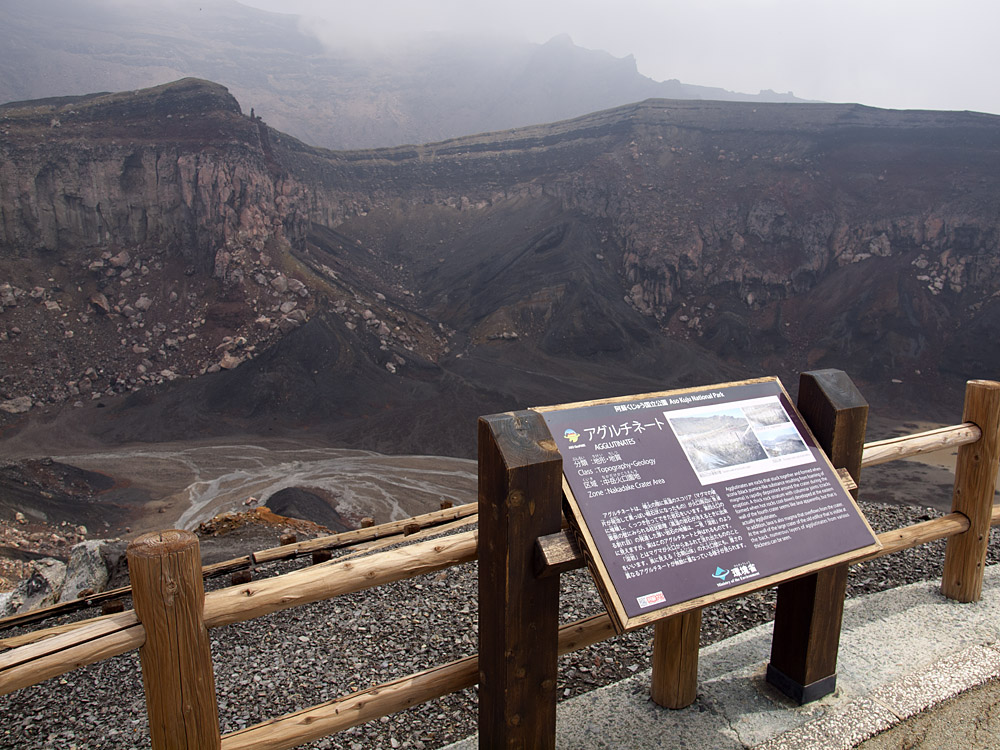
[0,458,145,533]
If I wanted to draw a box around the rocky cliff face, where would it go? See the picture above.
[2,79,999,454]
[0,79,308,268]
[262,99,1000,305]
[0,80,325,414]
[272,98,1000,388]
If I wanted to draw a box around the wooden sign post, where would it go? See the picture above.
[478,410,563,749]
[767,369,868,704]
[478,371,881,746]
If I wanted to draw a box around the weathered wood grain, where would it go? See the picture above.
[128,530,220,749]
[942,380,1000,602]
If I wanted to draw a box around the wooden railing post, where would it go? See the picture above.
[942,380,1000,602]
[128,530,221,749]
[650,608,701,708]
[478,410,563,749]
[766,369,867,704]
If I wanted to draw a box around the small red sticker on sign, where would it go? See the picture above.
[636,591,666,608]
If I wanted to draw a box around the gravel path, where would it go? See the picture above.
[2,499,997,750]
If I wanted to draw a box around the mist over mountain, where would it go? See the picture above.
[0,0,807,150]
[1,79,998,459]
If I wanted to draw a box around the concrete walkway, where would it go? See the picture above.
[446,566,1000,749]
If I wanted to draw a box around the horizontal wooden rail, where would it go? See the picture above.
[0,582,138,634]
[1,531,478,695]
[332,516,479,563]
[203,530,478,628]
[220,614,615,750]
[0,610,131,651]
[0,610,139,673]
[867,512,972,560]
[0,611,143,695]
[860,422,980,467]
[251,502,478,564]
[0,502,476,634]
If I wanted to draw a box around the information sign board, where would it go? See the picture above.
[534,378,881,632]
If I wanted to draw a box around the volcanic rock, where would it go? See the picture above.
[0,396,32,414]
[219,352,242,370]
[59,539,111,601]
[1,558,66,616]
[108,251,131,268]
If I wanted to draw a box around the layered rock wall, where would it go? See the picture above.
[0,79,309,271]
[3,80,1000,417]
[278,99,1000,321]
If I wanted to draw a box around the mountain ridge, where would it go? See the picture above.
[0,0,812,149]
[2,78,999,458]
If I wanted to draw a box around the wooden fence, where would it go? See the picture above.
[1,370,998,750]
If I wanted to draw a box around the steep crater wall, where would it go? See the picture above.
[0,79,309,271]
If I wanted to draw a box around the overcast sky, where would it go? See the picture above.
[241,0,999,115]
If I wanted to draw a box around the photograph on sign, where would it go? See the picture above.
[667,395,813,485]
[534,378,881,632]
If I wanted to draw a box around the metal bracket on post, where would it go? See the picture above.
[478,410,564,749]
[766,369,868,704]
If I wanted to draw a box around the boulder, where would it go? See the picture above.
[89,293,110,314]
[1,558,67,616]
[108,250,131,268]
[1,284,20,306]
[219,352,243,369]
[0,396,33,414]
[59,540,111,601]
[277,316,300,333]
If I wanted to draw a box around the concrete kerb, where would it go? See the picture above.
[445,565,1000,749]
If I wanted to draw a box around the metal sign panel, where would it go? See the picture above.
[535,378,881,631]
